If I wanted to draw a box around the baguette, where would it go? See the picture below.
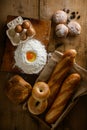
[47,49,77,107]
[45,73,81,124]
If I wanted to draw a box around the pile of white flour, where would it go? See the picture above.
[14,39,47,74]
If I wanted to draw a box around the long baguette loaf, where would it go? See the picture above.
[47,49,77,107]
[45,73,81,124]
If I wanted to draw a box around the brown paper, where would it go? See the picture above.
[36,50,87,130]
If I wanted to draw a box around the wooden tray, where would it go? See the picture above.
[0,15,51,73]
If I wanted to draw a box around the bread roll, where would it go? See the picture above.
[47,49,77,107]
[55,24,69,37]
[53,10,68,24]
[45,73,81,124]
[6,75,32,104]
[67,21,81,36]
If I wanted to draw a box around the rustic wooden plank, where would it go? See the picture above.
[0,0,39,19]
[39,1,87,130]
[0,0,87,130]
[0,0,50,129]
[40,0,87,70]
[0,15,51,73]
[0,72,50,130]
[0,1,44,130]
[0,0,39,66]
[0,72,39,130]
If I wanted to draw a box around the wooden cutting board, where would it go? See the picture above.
[0,15,51,73]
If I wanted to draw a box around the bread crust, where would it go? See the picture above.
[45,73,81,124]
[32,82,50,101]
[47,49,77,107]
[6,75,32,104]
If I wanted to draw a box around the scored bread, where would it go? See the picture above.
[47,49,77,107]
[45,73,81,124]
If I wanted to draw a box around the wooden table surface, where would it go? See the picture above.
[0,0,87,130]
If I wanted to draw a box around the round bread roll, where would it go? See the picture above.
[28,96,48,115]
[6,75,32,104]
[32,82,50,101]
[67,21,81,36]
[53,10,68,24]
[55,24,69,37]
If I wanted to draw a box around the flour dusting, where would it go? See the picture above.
[56,24,68,37]
[14,39,47,74]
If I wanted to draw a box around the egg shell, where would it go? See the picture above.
[15,24,23,33]
[26,27,36,37]
[20,32,27,41]
[22,21,31,29]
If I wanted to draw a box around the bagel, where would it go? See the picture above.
[28,96,48,115]
[32,82,50,101]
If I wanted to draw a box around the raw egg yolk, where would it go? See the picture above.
[26,51,36,62]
